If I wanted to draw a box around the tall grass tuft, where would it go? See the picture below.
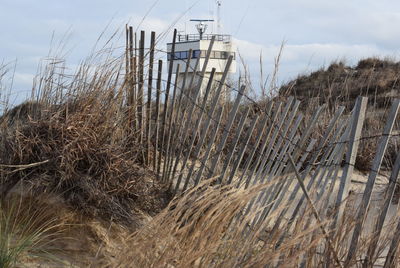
[0,193,66,267]
[115,176,340,267]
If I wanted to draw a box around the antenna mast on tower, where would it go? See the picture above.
[190,19,214,39]
[216,0,221,34]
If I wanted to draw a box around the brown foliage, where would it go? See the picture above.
[0,58,171,226]
[280,57,400,171]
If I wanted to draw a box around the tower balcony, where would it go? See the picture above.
[176,34,231,43]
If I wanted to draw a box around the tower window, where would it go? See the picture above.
[168,50,236,60]
[180,51,188,59]
[193,50,201,58]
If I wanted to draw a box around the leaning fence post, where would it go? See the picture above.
[288,155,344,268]
[332,96,367,227]
[146,31,155,166]
[325,96,367,266]
[158,29,177,176]
[154,60,163,172]
[346,98,400,266]
[367,149,400,268]
[138,30,145,146]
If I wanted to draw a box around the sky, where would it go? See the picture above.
[1,0,400,104]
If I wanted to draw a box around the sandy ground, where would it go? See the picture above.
[16,166,397,267]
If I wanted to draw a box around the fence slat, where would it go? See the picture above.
[194,107,225,186]
[267,113,303,181]
[161,64,180,182]
[128,26,137,131]
[254,114,303,221]
[239,99,297,223]
[154,60,162,171]
[158,29,177,175]
[291,106,324,163]
[146,31,155,166]
[313,122,347,198]
[266,138,317,222]
[331,96,367,229]
[219,107,250,184]
[169,54,203,183]
[138,30,145,144]
[274,106,346,249]
[256,99,299,185]
[365,149,400,267]
[177,56,234,192]
[249,98,295,188]
[239,102,281,188]
[228,114,259,186]
[262,106,324,224]
[181,87,223,191]
[345,98,400,266]
[288,155,344,268]
[286,112,346,226]
[164,50,193,184]
[246,111,303,225]
[272,114,349,247]
[319,120,352,216]
[383,159,400,268]
[207,85,246,179]
[170,39,218,191]
[251,133,301,228]
[173,68,216,193]
[294,121,348,267]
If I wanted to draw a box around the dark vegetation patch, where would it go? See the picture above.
[280,57,400,111]
[0,98,171,226]
[279,57,400,172]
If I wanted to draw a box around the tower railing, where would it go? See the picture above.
[176,34,231,42]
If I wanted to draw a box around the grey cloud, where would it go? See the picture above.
[235,38,398,88]
[1,0,400,100]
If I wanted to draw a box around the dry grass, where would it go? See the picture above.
[108,176,400,268]
[0,46,171,226]
[0,190,71,267]
[279,57,400,171]
[0,28,399,267]
[114,178,331,267]
[279,57,400,111]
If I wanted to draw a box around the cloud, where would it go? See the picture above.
[13,73,35,89]
[228,0,400,52]
[2,0,400,102]
[234,38,399,85]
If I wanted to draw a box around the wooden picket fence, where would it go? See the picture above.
[125,27,400,267]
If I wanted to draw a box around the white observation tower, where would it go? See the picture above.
[167,18,236,101]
